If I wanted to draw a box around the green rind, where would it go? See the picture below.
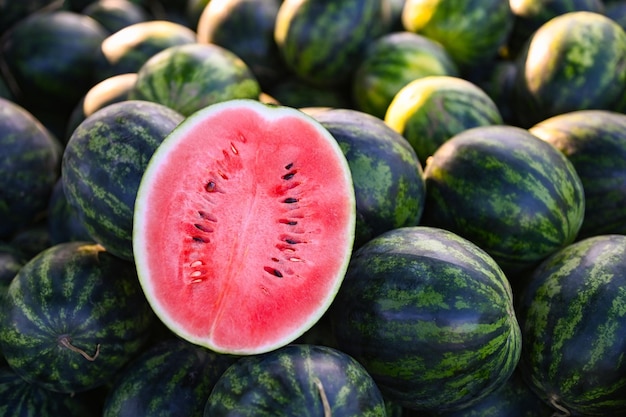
[93,20,197,82]
[103,338,236,417]
[329,226,521,412]
[529,110,626,239]
[402,0,514,69]
[507,0,605,54]
[0,241,156,393]
[0,366,98,417]
[196,0,286,89]
[274,0,392,86]
[0,10,107,112]
[384,76,503,165]
[517,234,626,416]
[82,0,151,34]
[352,31,459,119]
[128,43,261,117]
[204,344,387,417]
[312,108,425,248]
[512,11,626,127]
[421,125,585,277]
[62,100,184,261]
[0,97,61,239]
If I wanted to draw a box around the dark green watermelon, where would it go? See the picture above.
[385,75,503,165]
[0,97,62,239]
[512,11,626,128]
[0,243,25,293]
[529,110,626,239]
[103,338,236,417]
[46,178,92,245]
[401,0,514,70]
[507,0,605,55]
[310,108,425,248]
[274,0,392,87]
[93,20,197,82]
[128,43,261,117]
[81,0,152,33]
[266,76,353,109]
[421,125,585,279]
[352,31,459,119]
[0,241,156,393]
[0,0,60,35]
[0,365,99,417]
[62,100,184,261]
[66,72,138,142]
[204,344,387,416]
[0,10,108,125]
[423,368,552,417]
[196,0,286,90]
[517,234,626,416]
[329,226,521,413]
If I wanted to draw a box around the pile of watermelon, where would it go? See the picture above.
[1,0,626,415]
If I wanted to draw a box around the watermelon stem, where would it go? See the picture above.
[58,336,101,361]
[313,377,331,417]
[549,395,571,417]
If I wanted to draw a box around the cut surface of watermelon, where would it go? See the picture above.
[133,99,355,355]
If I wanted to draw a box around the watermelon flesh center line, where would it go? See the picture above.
[135,104,355,354]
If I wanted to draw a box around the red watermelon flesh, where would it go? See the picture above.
[133,99,355,355]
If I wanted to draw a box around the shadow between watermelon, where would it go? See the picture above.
[133,99,356,355]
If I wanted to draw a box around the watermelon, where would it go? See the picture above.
[512,11,626,128]
[328,226,521,412]
[204,344,387,416]
[93,20,197,82]
[81,0,152,34]
[507,0,605,55]
[66,72,138,141]
[421,125,585,279]
[133,99,355,355]
[0,243,25,293]
[0,10,107,125]
[529,110,626,239]
[351,31,459,119]
[0,97,62,240]
[46,178,92,245]
[0,241,156,393]
[422,368,552,417]
[516,234,626,416]
[196,0,286,90]
[62,100,184,261]
[128,43,262,116]
[266,76,353,109]
[606,1,626,29]
[0,365,99,417]
[401,0,514,70]
[310,107,425,248]
[274,0,392,87]
[103,338,236,417]
[0,0,60,34]
[384,75,503,165]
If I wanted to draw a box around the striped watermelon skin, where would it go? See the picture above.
[62,100,184,261]
[128,43,261,117]
[274,0,392,87]
[311,108,425,248]
[103,338,236,417]
[517,234,626,416]
[329,226,521,413]
[421,125,585,279]
[384,75,503,165]
[529,110,626,239]
[0,241,156,393]
[204,344,387,416]
[401,0,514,69]
[0,366,98,417]
[0,97,61,239]
[512,11,626,128]
[352,31,459,119]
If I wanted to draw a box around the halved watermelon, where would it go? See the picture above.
[133,99,356,355]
